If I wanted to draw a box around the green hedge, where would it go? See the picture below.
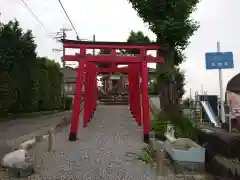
[151,112,198,141]
[0,20,64,117]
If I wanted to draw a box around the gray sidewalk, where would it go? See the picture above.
[0,111,72,142]
[28,105,156,179]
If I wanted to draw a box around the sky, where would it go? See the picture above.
[0,0,239,98]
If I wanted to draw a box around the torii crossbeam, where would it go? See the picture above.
[62,39,164,143]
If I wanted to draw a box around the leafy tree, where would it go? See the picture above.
[125,30,151,54]
[0,20,37,113]
[36,57,63,110]
[128,0,200,119]
[98,31,151,89]
[0,20,63,117]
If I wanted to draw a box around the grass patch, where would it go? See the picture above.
[136,144,156,164]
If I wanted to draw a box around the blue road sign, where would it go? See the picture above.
[205,52,234,70]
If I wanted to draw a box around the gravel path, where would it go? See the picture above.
[28,105,158,180]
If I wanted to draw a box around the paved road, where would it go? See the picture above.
[27,105,158,179]
[0,111,72,142]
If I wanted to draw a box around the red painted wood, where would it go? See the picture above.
[131,64,138,121]
[64,42,160,50]
[69,49,86,137]
[92,63,97,112]
[90,63,96,118]
[89,63,93,121]
[64,54,164,63]
[66,41,164,142]
[134,64,142,126]
[73,67,128,73]
[141,58,150,136]
[128,64,134,118]
[98,74,128,76]
[97,67,128,72]
[83,62,90,128]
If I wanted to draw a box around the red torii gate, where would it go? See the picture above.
[63,40,164,143]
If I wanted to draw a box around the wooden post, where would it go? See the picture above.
[128,64,133,115]
[135,63,142,126]
[34,135,43,167]
[89,63,93,121]
[155,141,165,177]
[132,64,137,121]
[69,48,86,141]
[93,63,97,112]
[141,49,150,143]
[48,128,55,152]
[83,62,90,127]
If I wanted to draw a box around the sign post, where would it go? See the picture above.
[205,42,234,124]
[217,42,225,125]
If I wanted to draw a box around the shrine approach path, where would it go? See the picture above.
[30,105,156,180]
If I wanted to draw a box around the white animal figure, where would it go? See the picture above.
[2,149,27,167]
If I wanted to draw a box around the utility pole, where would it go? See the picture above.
[93,34,96,55]
[53,28,72,67]
[53,28,71,98]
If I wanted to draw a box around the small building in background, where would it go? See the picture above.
[60,67,84,98]
[60,66,157,95]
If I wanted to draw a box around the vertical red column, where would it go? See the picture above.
[89,63,94,121]
[135,63,142,126]
[141,49,150,143]
[88,64,92,121]
[128,64,133,116]
[69,48,86,141]
[131,64,137,121]
[83,62,90,128]
[92,63,97,112]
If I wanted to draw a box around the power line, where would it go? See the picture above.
[57,0,80,40]
[20,0,50,34]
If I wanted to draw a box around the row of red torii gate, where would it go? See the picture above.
[62,39,164,143]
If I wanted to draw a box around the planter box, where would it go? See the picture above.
[165,138,205,163]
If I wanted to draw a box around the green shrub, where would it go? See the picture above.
[174,115,198,141]
[151,113,171,135]
[151,112,198,141]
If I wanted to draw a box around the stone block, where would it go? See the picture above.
[8,162,34,178]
